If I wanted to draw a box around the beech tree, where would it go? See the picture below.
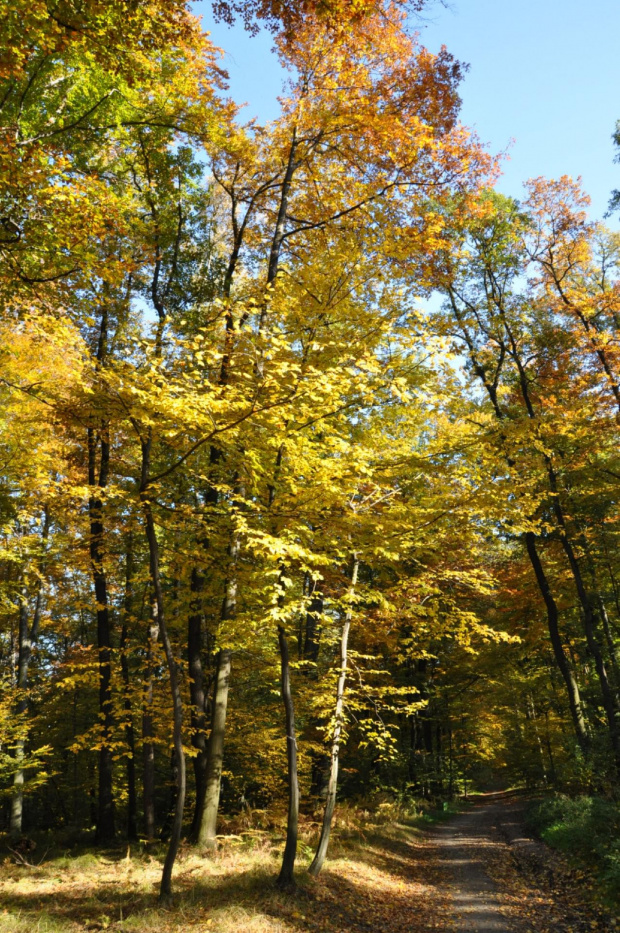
[1,0,618,912]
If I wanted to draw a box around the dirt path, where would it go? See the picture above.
[0,796,614,933]
[432,797,525,931]
[428,793,613,933]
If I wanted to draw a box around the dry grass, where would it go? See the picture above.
[0,808,449,933]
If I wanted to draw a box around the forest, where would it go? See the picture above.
[1,0,620,929]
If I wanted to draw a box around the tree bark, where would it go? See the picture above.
[198,647,232,851]
[550,501,620,765]
[188,566,209,841]
[120,535,138,842]
[87,302,115,844]
[142,487,186,903]
[598,595,620,690]
[266,127,298,289]
[304,576,322,665]
[89,424,115,844]
[496,303,620,765]
[195,507,240,848]
[276,626,299,890]
[524,532,590,753]
[309,555,358,876]
[10,595,31,837]
[142,613,158,841]
[11,533,48,836]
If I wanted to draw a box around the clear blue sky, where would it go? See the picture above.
[193,0,620,223]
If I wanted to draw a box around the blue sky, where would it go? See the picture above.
[193,0,620,224]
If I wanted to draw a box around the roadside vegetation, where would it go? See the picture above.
[527,795,620,909]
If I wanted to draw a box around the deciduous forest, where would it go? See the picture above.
[1,1,619,930]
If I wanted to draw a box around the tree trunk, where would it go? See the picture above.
[447,295,592,760]
[276,626,299,890]
[551,507,620,765]
[195,514,240,849]
[142,490,186,903]
[527,694,548,785]
[88,304,115,844]
[120,536,138,842]
[198,648,232,851]
[504,306,620,765]
[544,710,558,785]
[89,425,115,844]
[10,594,30,837]
[188,566,209,841]
[304,577,322,665]
[309,555,358,877]
[302,576,328,799]
[524,532,590,753]
[598,595,620,690]
[266,128,299,289]
[142,614,158,842]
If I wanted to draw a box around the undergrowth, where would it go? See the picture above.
[527,794,620,907]
[0,796,453,933]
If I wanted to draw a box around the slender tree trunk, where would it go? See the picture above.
[142,614,158,841]
[304,577,322,665]
[89,424,115,844]
[302,576,329,797]
[550,505,620,764]
[198,648,232,851]
[598,595,620,689]
[188,566,209,841]
[527,695,548,784]
[138,376,185,895]
[544,710,558,785]
[160,750,179,843]
[88,302,115,844]
[266,128,299,289]
[503,306,620,764]
[196,502,240,848]
[10,595,30,837]
[221,535,240,624]
[9,560,50,836]
[142,490,186,903]
[524,532,589,752]
[601,538,620,624]
[448,721,454,798]
[309,555,358,877]
[277,626,299,890]
[120,536,138,842]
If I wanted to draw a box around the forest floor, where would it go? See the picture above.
[432,793,617,932]
[0,793,616,933]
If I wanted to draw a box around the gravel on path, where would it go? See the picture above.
[432,796,525,932]
[426,792,615,933]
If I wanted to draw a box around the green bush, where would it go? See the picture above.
[527,795,620,904]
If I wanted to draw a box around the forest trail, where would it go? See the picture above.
[429,793,613,932]
[433,795,525,931]
[0,794,615,933]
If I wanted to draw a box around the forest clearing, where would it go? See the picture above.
[1,0,620,927]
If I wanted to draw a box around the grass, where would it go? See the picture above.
[0,803,451,933]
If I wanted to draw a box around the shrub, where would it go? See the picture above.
[527,795,620,905]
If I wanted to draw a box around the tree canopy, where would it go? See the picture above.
[1,0,619,906]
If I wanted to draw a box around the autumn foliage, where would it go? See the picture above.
[0,0,619,914]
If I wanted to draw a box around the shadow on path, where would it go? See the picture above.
[431,797,525,932]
